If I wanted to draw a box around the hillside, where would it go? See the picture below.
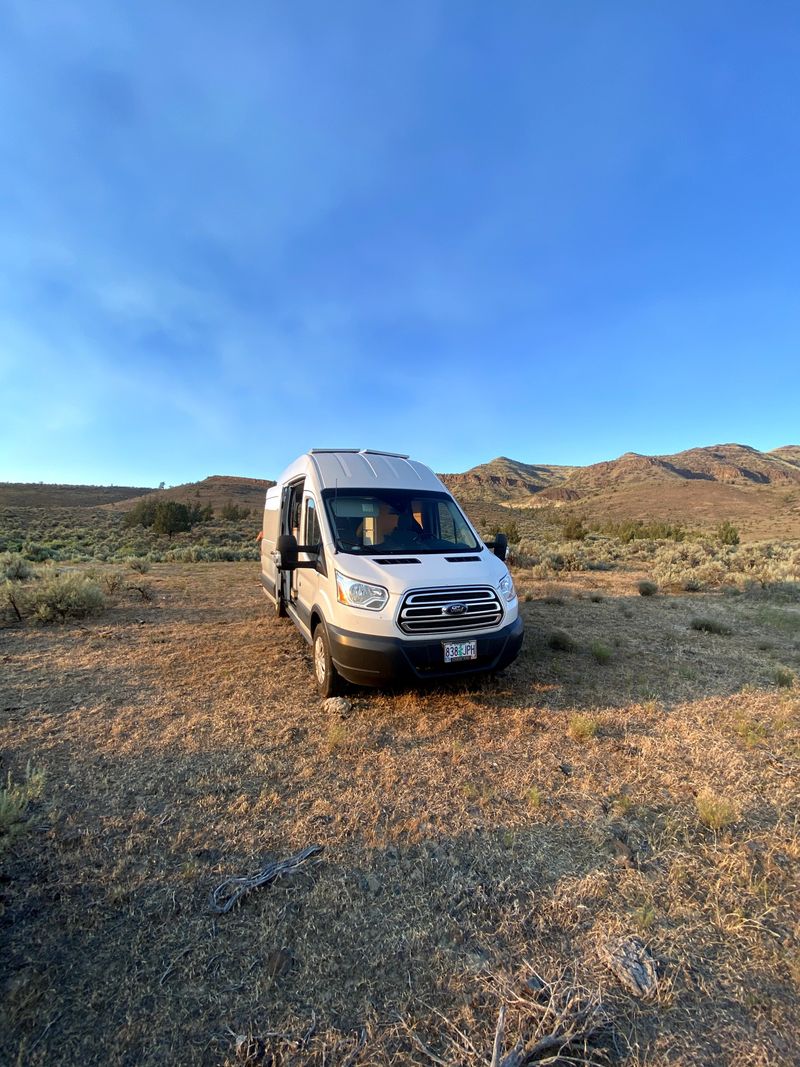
[0,476,273,514]
[568,443,800,490]
[0,482,153,508]
[449,443,800,540]
[107,475,274,513]
[440,456,575,504]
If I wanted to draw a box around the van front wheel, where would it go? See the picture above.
[313,623,342,698]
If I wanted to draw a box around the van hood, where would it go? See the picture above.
[329,546,510,596]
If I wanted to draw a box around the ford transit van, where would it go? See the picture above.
[260,449,523,695]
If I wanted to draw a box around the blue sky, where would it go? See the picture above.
[1,2,799,486]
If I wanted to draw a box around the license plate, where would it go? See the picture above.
[443,639,477,663]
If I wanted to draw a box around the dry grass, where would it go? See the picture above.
[1,561,799,1065]
[568,713,600,741]
[695,789,738,831]
[0,763,45,850]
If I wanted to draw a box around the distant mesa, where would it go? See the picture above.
[0,482,154,508]
[106,475,275,512]
[0,475,274,511]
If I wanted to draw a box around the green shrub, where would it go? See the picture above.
[123,499,158,528]
[488,522,520,545]
[774,667,795,688]
[22,542,54,562]
[562,516,587,541]
[716,521,740,546]
[1,580,29,622]
[220,501,251,521]
[638,580,658,597]
[28,573,105,623]
[596,519,688,543]
[590,640,612,664]
[1,552,32,581]
[690,617,732,635]
[153,501,191,538]
[128,557,150,574]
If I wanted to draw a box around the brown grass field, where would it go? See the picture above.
[2,562,799,1065]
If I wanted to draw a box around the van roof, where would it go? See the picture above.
[308,449,444,492]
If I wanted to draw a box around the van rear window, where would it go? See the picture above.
[322,489,479,555]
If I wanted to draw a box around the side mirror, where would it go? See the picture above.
[493,533,508,562]
[276,533,299,571]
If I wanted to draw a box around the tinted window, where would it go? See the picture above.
[322,489,479,555]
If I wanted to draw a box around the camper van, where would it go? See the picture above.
[260,449,523,695]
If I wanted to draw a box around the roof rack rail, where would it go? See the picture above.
[309,448,410,460]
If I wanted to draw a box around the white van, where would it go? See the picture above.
[260,449,523,695]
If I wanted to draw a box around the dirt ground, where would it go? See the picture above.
[1,562,799,1066]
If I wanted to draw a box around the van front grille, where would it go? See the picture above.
[397,586,504,635]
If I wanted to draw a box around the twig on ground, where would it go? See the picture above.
[208,844,324,914]
[394,1014,451,1066]
[485,972,609,1066]
[490,1004,506,1067]
[159,945,192,986]
[29,1013,62,1054]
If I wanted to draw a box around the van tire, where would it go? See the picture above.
[312,622,342,698]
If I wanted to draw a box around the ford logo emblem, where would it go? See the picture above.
[444,602,467,616]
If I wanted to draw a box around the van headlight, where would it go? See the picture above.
[335,571,389,611]
[499,574,516,602]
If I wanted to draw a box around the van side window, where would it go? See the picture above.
[304,497,321,547]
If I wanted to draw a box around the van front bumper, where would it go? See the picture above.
[327,614,524,687]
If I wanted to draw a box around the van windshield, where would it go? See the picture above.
[321,489,480,555]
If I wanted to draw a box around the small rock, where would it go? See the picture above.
[322,697,352,717]
[365,872,382,896]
